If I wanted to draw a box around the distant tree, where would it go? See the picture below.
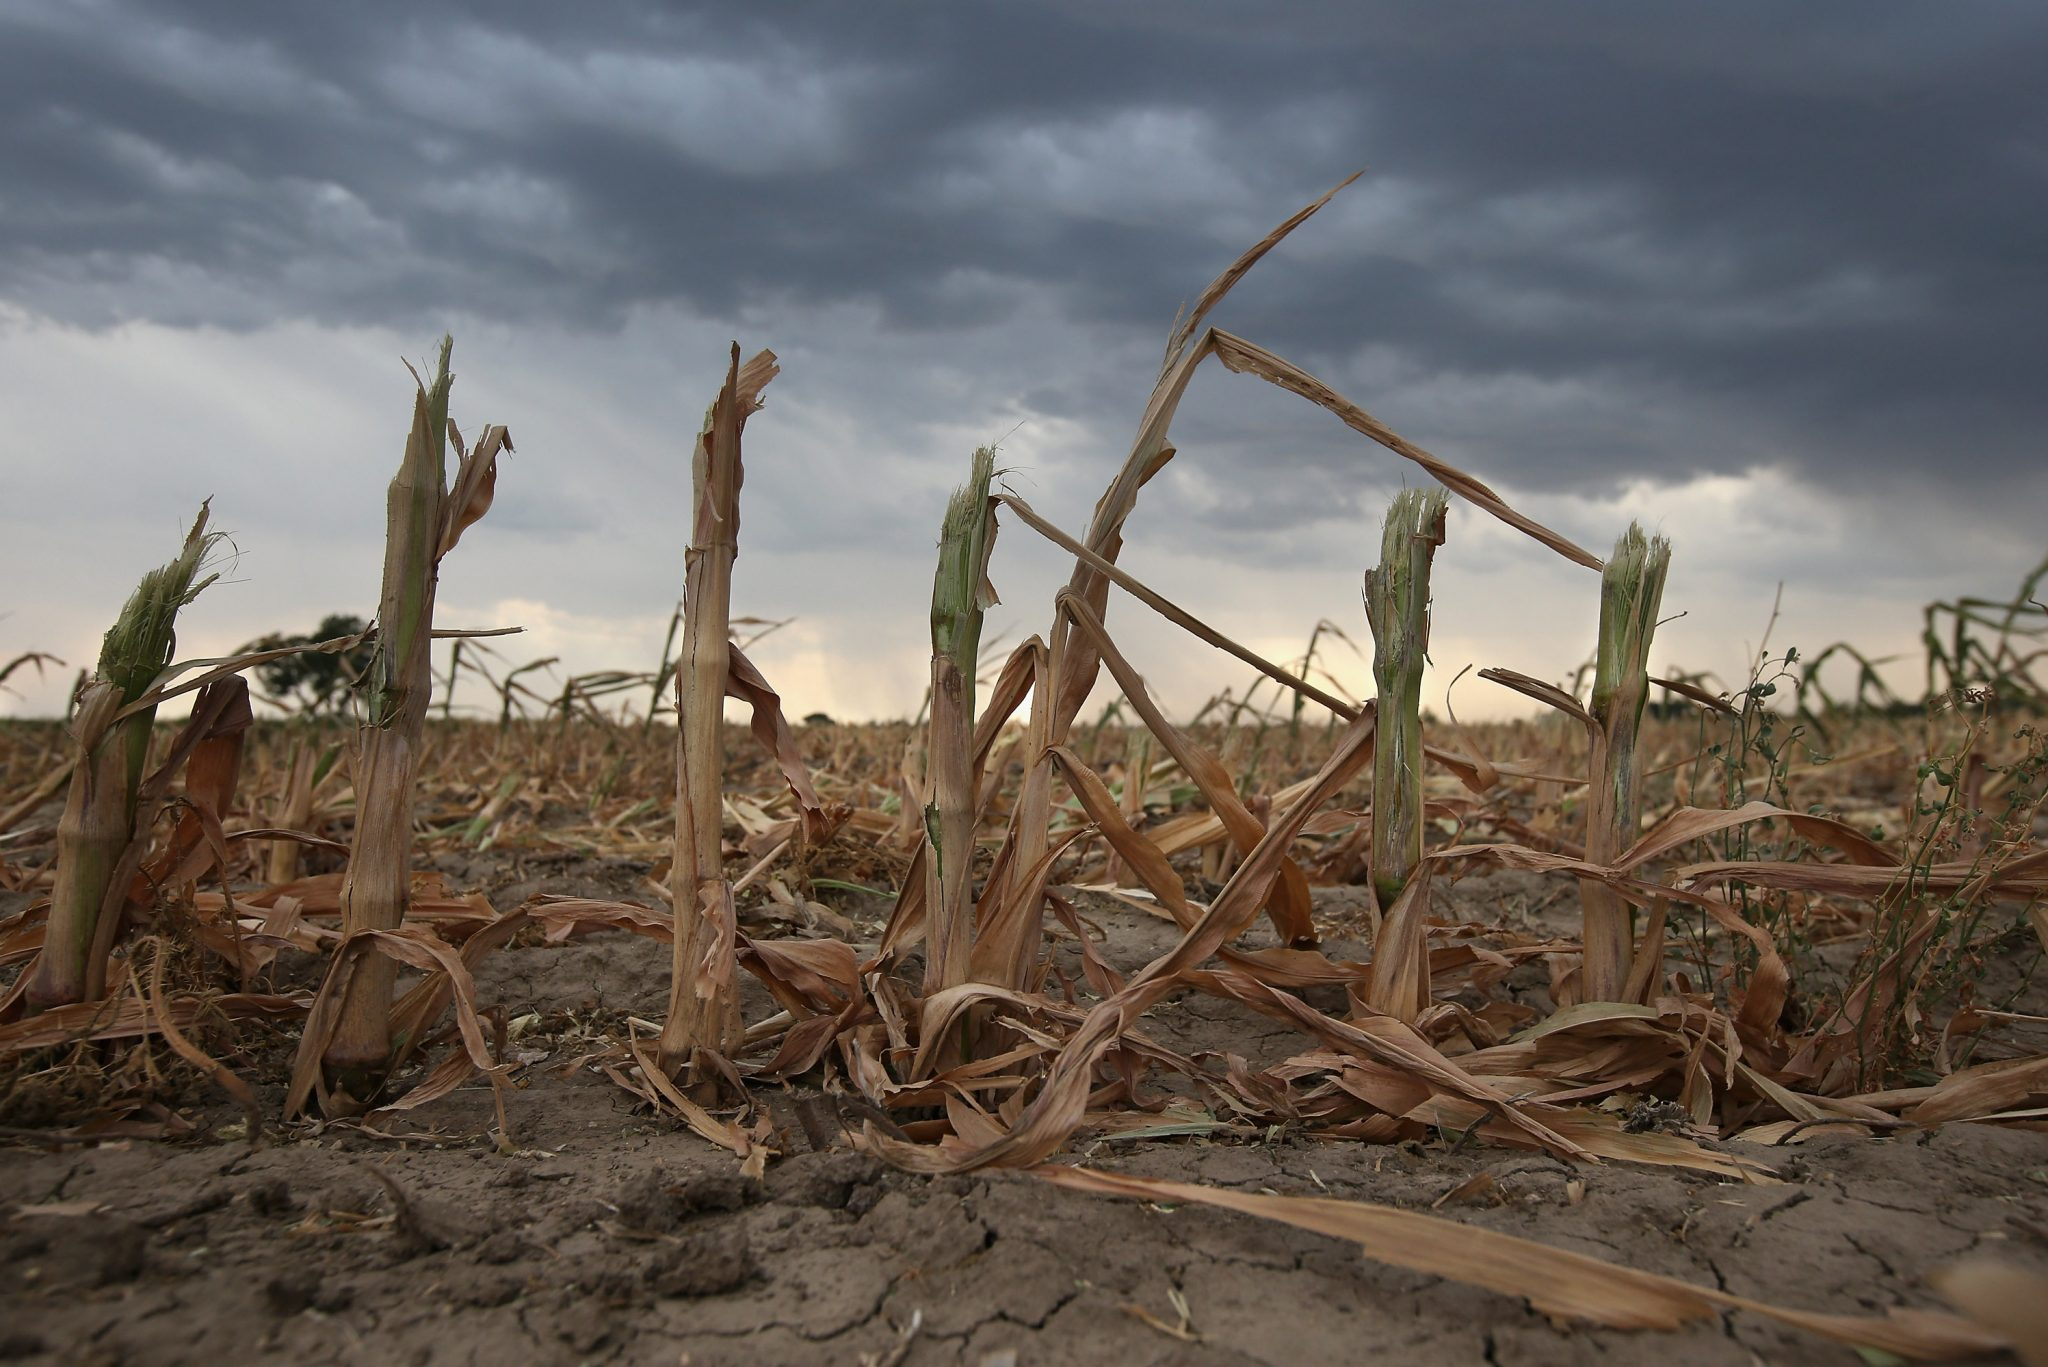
[242,613,374,715]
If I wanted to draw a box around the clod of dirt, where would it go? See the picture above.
[485,1161,531,1190]
[97,1222,146,1285]
[0,1331,46,1360]
[861,1191,991,1272]
[677,1170,758,1213]
[263,1269,352,1316]
[528,1196,611,1247]
[643,1226,755,1298]
[613,1172,681,1233]
[770,1150,886,1211]
[588,1265,642,1305]
[368,1165,485,1256]
[449,1268,523,1308]
[612,1168,760,1233]
[244,1178,297,1217]
[539,1293,612,1354]
[263,1272,313,1316]
[2,1215,146,1290]
[473,1228,526,1265]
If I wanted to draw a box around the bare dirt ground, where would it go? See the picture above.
[5,857,2045,1366]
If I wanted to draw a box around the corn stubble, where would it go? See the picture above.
[1361,486,1447,1021]
[922,447,999,1007]
[656,344,780,1085]
[4,180,2045,1362]
[1582,523,1671,1003]
[27,505,222,1011]
[297,336,510,1108]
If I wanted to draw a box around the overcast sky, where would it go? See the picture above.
[2,1,2043,725]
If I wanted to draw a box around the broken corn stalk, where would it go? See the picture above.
[657,345,779,1084]
[1362,487,1447,1021]
[1363,487,1447,907]
[924,446,999,1007]
[315,336,510,1101]
[28,505,220,1010]
[1581,522,1671,1002]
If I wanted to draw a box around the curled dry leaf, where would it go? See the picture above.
[1209,332,1603,571]
[0,991,307,1059]
[436,423,510,560]
[1618,800,1899,871]
[1907,1053,2048,1126]
[728,644,849,844]
[1032,1165,2005,1361]
[1060,590,1317,946]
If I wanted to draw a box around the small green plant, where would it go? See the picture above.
[1914,720,2048,1065]
[1681,646,1824,1000]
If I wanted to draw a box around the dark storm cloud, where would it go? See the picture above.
[3,0,2044,502]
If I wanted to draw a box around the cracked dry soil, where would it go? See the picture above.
[4,866,2047,1366]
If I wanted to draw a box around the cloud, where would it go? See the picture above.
[376,25,882,179]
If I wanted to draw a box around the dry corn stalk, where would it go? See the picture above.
[657,344,779,1083]
[1105,730,1150,887]
[1361,487,1447,1021]
[265,737,327,887]
[27,504,220,1011]
[987,180,1361,971]
[1364,487,1447,907]
[994,173,1606,984]
[312,337,509,1101]
[1581,522,1671,1002]
[923,446,999,1005]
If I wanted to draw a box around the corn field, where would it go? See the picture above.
[4,183,2047,1365]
